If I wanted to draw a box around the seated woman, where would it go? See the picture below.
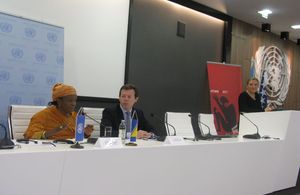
[238,78,272,113]
[24,83,93,139]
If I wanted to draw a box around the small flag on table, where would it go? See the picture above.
[130,119,138,143]
[75,114,85,142]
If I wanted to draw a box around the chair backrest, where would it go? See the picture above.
[198,113,218,136]
[82,107,104,137]
[164,112,194,137]
[8,105,46,139]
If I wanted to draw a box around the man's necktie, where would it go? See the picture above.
[125,111,131,133]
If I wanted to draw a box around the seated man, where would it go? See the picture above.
[101,84,155,139]
[24,83,93,139]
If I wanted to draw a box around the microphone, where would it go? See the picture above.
[0,123,15,149]
[82,111,102,126]
[240,112,261,139]
[150,113,176,136]
[150,113,175,141]
[78,107,84,115]
[81,111,109,143]
[189,114,220,141]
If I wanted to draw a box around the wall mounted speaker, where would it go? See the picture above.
[261,23,271,32]
[280,32,289,40]
[297,39,300,45]
[177,21,185,38]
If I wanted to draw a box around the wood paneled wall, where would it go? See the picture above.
[230,19,300,110]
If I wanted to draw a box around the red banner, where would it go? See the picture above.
[207,62,242,135]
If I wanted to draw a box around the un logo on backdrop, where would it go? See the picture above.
[35,52,47,63]
[0,71,10,81]
[9,96,22,105]
[0,22,13,33]
[33,97,46,106]
[24,27,36,38]
[22,73,35,84]
[47,32,58,43]
[56,56,64,65]
[46,76,56,86]
[11,48,24,59]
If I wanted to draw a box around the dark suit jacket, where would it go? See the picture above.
[100,105,154,137]
[238,91,264,113]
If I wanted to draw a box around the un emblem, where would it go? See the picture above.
[77,123,84,134]
[9,96,22,105]
[0,71,10,81]
[56,56,64,65]
[252,45,290,109]
[24,27,36,38]
[47,32,58,42]
[0,22,13,33]
[35,52,47,63]
[33,97,46,106]
[11,48,24,59]
[23,73,35,84]
[46,76,56,86]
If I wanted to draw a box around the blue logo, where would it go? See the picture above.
[35,52,47,63]
[0,22,13,33]
[22,73,35,84]
[9,96,22,105]
[11,48,24,59]
[24,27,36,38]
[46,76,56,86]
[56,56,64,65]
[33,97,46,106]
[47,32,58,42]
[0,71,10,81]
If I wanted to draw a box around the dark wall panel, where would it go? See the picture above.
[127,0,226,135]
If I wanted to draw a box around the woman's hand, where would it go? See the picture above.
[84,124,94,137]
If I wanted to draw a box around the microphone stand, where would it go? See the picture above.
[240,113,261,139]
[150,113,176,141]
[197,120,221,141]
[188,114,220,141]
[163,114,176,136]
[151,113,176,135]
[82,112,107,144]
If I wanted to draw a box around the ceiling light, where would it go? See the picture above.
[291,25,300,29]
[258,9,272,19]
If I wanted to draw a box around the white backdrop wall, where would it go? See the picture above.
[0,0,130,98]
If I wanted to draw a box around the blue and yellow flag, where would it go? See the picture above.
[130,119,138,142]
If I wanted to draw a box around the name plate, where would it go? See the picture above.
[94,138,123,149]
[164,136,186,145]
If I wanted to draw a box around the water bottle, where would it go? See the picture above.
[118,120,126,142]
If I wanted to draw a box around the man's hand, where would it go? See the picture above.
[137,130,152,139]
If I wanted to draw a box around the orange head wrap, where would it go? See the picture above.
[52,83,77,101]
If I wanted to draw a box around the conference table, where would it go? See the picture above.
[0,111,299,195]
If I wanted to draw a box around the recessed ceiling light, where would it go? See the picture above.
[258,9,272,19]
[291,25,300,29]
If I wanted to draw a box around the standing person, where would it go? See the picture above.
[238,78,272,113]
[24,83,93,139]
[101,84,155,139]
